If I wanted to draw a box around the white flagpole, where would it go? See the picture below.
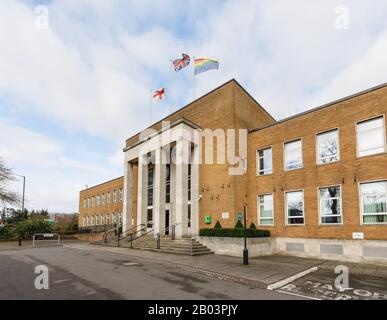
[192,56,196,101]
[149,90,153,125]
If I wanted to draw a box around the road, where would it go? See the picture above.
[0,244,302,300]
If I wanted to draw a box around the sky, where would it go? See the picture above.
[1,0,387,213]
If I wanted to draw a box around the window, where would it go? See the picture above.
[95,215,99,225]
[112,213,116,224]
[107,192,111,205]
[285,190,304,225]
[319,186,342,224]
[106,214,110,225]
[258,194,274,225]
[257,147,273,175]
[119,189,123,202]
[101,193,105,205]
[357,116,386,157]
[82,216,86,226]
[119,212,122,225]
[87,216,90,226]
[113,190,117,203]
[96,195,100,206]
[166,164,171,203]
[284,139,303,170]
[87,198,91,208]
[317,129,339,164]
[360,181,387,224]
[83,199,86,209]
[92,197,95,207]
[91,216,95,225]
[101,214,105,225]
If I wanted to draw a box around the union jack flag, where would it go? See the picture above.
[172,53,190,72]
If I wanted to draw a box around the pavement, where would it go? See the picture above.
[1,240,387,300]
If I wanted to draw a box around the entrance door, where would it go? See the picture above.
[165,210,170,235]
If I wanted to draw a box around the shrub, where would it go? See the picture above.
[15,218,53,239]
[249,222,256,230]
[0,225,16,239]
[199,228,270,238]
[234,221,244,229]
[214,221,222,229]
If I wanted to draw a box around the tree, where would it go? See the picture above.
[0,158,21,206]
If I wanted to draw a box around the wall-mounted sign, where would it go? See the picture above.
[352,232,364,240]
[237,212,243,223]
[222,212,229,219]
[204,215,212,224]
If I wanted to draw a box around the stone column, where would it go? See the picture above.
[153,147,166,235]
[137,154,148,230]
[190,143,200,236]
[175,138,189,238]
[122,160,133,232]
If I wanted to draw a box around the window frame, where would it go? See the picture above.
[356,114,387,158]
[283,138,304,171]
[256,146,273,176]
[358,179,387,226]
[284,189,305,226]
[317,184,343,226]
[316,128,340,165]
[257,193,274,226]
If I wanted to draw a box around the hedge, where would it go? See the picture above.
[199,228,270,238]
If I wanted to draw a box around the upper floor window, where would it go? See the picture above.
[119,189,123,202]
[96,195,100,206]
[107,192,111,205]
[357,116,386,157]
[113,190,117,203]
[87,198,91,208]
[360,180,387,224]
[101,193,105,205]
[284,139,303,171]
[317,129,339,164]
[83,199,86,209]
[319,186,342,224]
[257,194,274,226]
[91,197,95,207]
[285,190,304,225]
[257,147,272,176]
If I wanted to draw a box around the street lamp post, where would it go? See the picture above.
[243,203,249,265]
[13,174,25,246]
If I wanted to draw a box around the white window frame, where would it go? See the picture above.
[87,216,90,226]
[316,128,340,165]
[356,115,387,158]
[318,185,343,225]
[101,193,105,205]
[83,198,86,209]
[113,190,117,203]
[95,215,99,225]
[87,198,91,208]
[96,195,100,206]
[257,194,274,226]
[285,189,305,226]
[92,196,95,207]
[256,147,273,176]
[359,179,387,225]
[283,138,303,171]
[119,189,123,202]
[106,214,110,225]
[101,214,105,225]
[107,192,111,205]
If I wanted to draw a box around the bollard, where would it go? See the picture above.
[156,233,160,249]
[18,238,22,246]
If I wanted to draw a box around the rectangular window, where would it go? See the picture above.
[96,195,100,206]
[106,214,110,225]
[319,186,342,224]
[317,129,339,164]
[107,192,111,205]
[91,216,95,225]
[284,139,303,171]
[147,208,153,228]
[119,212,122,225]
[257,147,273,175]
[286,190,304,225]
[113,190,117,203]
[166,164,171,203]
[95,215,99,225]
[83,199,86,209]
[87,198,90,208]
[112,213,116,224]
[357,116,386,157]
[92,197,95,207]
[87,216,90,226]
[101,214,105,225]
[360,181,387,224]
[101,193,105,205]
[119,189,123,202]
[258,194,274,225]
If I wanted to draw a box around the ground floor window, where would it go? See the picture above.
[95,215,99,225]
[258,194,274,226]
[91,216,95,226]
[106,214,110,225]
[360,180,387,224]
[319,186,342,224]
[188,203,191,228]
[82,217,86,227]
[101,214,105,225]
[112,213,116,225]
[119,212,122,226]
[86,216,90,226]
[285,190,304,225]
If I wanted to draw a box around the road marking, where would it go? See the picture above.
[122,262,139,266]
[267,267,318,290]
[276,289,321,300]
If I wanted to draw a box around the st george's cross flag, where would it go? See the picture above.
[153,88,166,100]
[172,53,191,72]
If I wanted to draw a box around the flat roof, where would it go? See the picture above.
[250,81,387,133]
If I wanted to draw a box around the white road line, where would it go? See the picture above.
[267,267,318,290]
[276,290,322,300]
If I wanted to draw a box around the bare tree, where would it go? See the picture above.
[0,158,21,206]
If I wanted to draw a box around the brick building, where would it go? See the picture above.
[79,79,387,262]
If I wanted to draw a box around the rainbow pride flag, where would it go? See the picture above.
[194,58,219,75]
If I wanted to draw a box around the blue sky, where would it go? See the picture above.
[1,0,387,212]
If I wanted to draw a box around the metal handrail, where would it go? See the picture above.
[120,223,146,237]
[156,222,182,249]
[103,227,117,243]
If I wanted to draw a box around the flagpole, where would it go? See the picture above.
[192,56,196,102]
[169,60,173,115]
[149,90,153,125]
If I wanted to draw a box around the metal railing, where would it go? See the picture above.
[156,223,181,249]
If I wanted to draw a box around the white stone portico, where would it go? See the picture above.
[122,119,200,238]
